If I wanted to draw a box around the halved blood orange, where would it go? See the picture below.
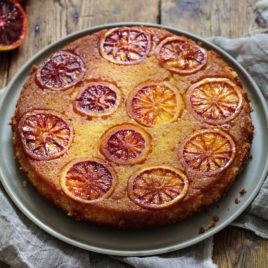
[74,82,122,118]
[0,0,27,51]
[181,129,236,175]
[126,82,184,127]
[100,124,151,165]
[60,158,116,204]
[100,27,151,64]
[18,110,73,160]
[186,78,243,125]
[36,51,85,91]
[128,166,189,209]
[155,36,207,74]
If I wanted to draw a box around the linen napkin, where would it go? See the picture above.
[1,1,268,267]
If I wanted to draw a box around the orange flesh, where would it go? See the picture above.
[19,111,72,160]
[100,124,151,165]
[127,83,183,127]
[157,37,207,74]
[188,78,243,124]
[101,28,151,64]
[128,166,188,209]
[182,130,235,174]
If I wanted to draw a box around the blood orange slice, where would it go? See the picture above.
[100,124,151,165]
[36,51,85,91]
[18,110,73,160]
[0,0,27,51]
[181,129,236,175]
[100,27,151,64]
[74,82,122,118]
[156,36,207,74]
[186,78,243,125]
[128,166,189,209]
[60,158,116,204]
[126,82,184,127]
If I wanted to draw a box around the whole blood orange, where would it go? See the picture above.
[0,0,27,51]
[128,166,189,209]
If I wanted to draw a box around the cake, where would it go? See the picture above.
[11,26,254,229]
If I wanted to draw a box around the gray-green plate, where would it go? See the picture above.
[0,23,268,256]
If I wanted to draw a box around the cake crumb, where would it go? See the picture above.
[208,222,216,229]
[235,198,240,204]
[22,180,28,187]
[239,188,247,195]
[213,215,219,222]
[199,227,206,234]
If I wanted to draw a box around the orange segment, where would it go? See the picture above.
[100,27,151,64]
[156,36,207,74]
[127,82,184,127]
[100,124,151,165]
[60,158,116,203]
[128,166,189,209]
[36,51,85,91]
[181,129,236,175]
[18,110,73,160]
[186,78,243,125]
[0,0,27,51]
[74,82,122,118]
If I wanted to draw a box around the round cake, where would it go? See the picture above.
[11,26,254,229]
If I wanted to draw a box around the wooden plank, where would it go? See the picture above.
[8,0,159,79]
[213,226,268,268]
[161,0,257,37]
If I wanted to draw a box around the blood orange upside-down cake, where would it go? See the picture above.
[11,26,254,229]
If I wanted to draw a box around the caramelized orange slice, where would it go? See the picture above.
[100,124,151,165]
[18,110,73,160]
[74,82,122,118]
[156,36,207,74]
[36,51,85,90]
[181,129,236,175]
[186,78,243,125]
[60,158,116,203]
[128,166,189,209]
[126,82,184,127]
[100,27,151,64]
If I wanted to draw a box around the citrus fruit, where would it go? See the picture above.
[74,82,122,118]
[126,82,184,127]
[18,110,73,160]
[60,158,116,204]
[181,129,236,175]
[36,51,85,91]
[100,124,151,165]
[128,166,189,209]
[100,27,151,64]
[0,0,27,51]
[156,36,207,74]
[186,78,243,125]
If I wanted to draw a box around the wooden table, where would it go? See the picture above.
[1,1,267,267]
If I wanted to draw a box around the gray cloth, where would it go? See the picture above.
[1,1,268,267]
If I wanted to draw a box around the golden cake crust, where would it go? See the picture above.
[12,26,253,229]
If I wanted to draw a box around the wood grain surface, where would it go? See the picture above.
[0,1,267,267]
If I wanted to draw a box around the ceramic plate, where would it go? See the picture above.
[0,23,268,256]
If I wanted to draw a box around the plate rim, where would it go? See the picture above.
[0,22,268,256]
